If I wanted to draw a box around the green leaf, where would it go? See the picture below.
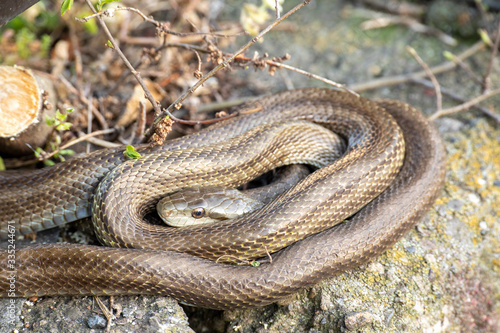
[0,157,5,171]
[250,261,260,267]
[107,40,114,48]
[56,122,72,131]
[44,159,56,166]
[124,145,141,159]
[34,147,44,158]
[443,51,455,61]
[45,116,56,126]
[478,29,492,46]
[66,108,74,113]
[55,110,67,122]
[61,0,74,16]
[59,149,75,156]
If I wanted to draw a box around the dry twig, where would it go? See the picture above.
[5,128,118,169]
[362,15,456,46]
[83,0,163,119]
[411,78,500,124]
[442,50,483,85]
[146,0,313,142]
[275,0,281,18]
[81,0,312,143]
[135,100,147,143]
[86,90,92,154]
[93,296,114,333]
[78,6,245,39]
[407,46,442,111]
[348,41,485,91]
[233,54,357,95]
[428,88,500,121]
[482,21,500,93]
[59,75,108,129]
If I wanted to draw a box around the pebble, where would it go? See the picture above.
[467,193,481,204]
[344,311,374,330]
[405,246,417,254]
[87,315,107,329]
[446,199,463,211]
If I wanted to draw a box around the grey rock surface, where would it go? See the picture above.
[0,296,194,333]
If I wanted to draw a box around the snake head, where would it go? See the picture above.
[157,188,264,227]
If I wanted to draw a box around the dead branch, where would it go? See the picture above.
[348,41,485,92]
[411,78,500,124]
[146,0,312,142]
[407,46,442,111]
[482,21,500,93]
[429,88,500,121]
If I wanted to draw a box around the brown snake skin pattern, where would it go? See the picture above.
[0,89,446,309]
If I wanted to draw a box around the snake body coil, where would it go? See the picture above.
[0,89,446,309]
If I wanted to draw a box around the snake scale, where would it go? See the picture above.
[0,88,446,309]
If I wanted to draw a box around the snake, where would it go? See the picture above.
[156,164,315,227]
[0,88,446,310]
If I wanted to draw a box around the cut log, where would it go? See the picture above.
[0,65,57,156]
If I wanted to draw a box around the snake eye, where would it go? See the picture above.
[191,207,205,219]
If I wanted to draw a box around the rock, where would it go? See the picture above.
[0,296,194,333]
[87,315,107,329]
[344,311,375,330]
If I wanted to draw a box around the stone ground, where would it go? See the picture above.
[1,0,499,332]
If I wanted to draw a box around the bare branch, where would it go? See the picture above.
[411,78,500,124]
[83,0,163,125]
[77,6,245,38]
[59,75,108,129]
[429,88,500,121]
[348,41,485,92]
[362,15,456,46]
[149,0,312,130]
[407,46,442,111]
[482,21,500,93]
[232,53,357,96]
[442,50,483,85]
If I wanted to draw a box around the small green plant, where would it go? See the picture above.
[124,145,141,159]
[250,261,260,267]
[40,34,52,58]
[36,108,76,166]
[46,108,74,130]
[15,28,36,59]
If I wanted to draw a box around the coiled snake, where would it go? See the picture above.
[0,88,446,309]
